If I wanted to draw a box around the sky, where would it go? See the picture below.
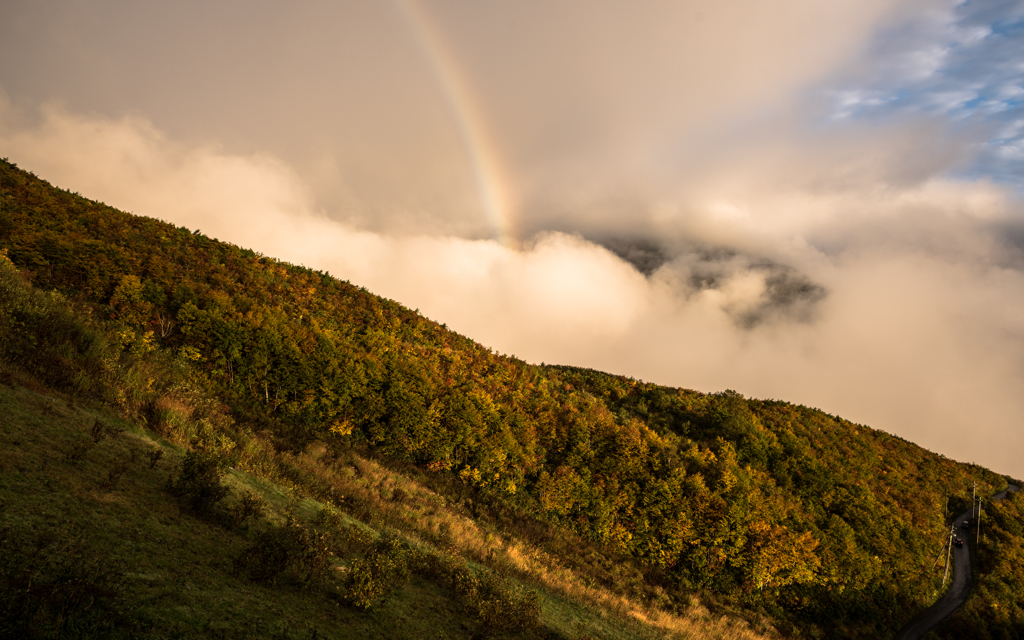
[2,0,1023,478]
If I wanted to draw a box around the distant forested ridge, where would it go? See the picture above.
[1,157,1018,637]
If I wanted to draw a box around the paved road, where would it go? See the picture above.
[893,484,1020,640]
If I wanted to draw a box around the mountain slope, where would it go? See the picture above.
[0,157,1017,637]
[0,255,767,640]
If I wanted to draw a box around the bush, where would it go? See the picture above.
[234,520,334,586]
[412,550,541,637]
[231,490,267,527]
[0,255,108,397]
[341,531,410,609]
[168,451,228,516]
[469,568,541,638]
[234,528,294,584]
[312,508,374,556]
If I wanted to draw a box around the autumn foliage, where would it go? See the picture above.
[0,157,1016,637]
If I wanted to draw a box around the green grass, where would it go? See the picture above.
[0,377,768,640]
[0,382,491,639]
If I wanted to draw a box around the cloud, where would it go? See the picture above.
[4,100,1024,478]
[0,98,651,357]
[0,0,907,239]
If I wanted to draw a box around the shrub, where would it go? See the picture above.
[231,490,267,527]
[312,507,374,556]
[411,550,541,637]
[146,447,164,469]
[292,524,334,585]
[234,519,334,586]
[168,451,228,516]
[234,528,293,584]
[341,531,410,609]
[99,454,133,492]
[0,255,108,397]
[468,568,541,638]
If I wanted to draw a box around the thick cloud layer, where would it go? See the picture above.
[0,0,904,236]
[4,100,1023,478]
[2,0,1024,477]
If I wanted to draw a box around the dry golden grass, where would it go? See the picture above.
[101,386,773,639]
[281,443,775,640]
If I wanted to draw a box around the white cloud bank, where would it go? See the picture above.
[3,98,1024,479]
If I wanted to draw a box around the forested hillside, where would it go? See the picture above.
[1,157,1019,638]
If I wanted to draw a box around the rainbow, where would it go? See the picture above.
[395,0,517,247]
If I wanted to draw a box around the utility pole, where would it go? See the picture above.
[930,540,947,569]
[972,481,978,518]
[977,497,983,548]
[943,523,954,586]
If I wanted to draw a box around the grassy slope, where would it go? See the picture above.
[0,379,463,640]
[0,363,771,640]
[0,378,596,639]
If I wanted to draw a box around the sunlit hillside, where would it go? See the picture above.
[2,157,1022,639]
